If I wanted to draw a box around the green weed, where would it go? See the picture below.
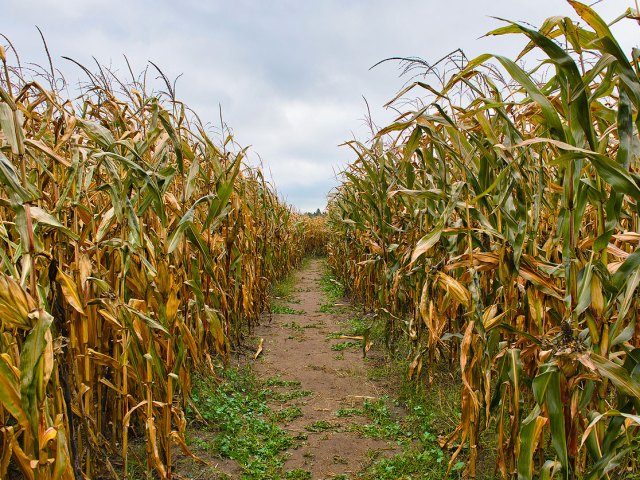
[284,469,312,480]
[272,304,306,315]
[359,448,451,480]
[188,368,293,479]
[282,321,304,331]
[265,376,302,388]
[262,377,312,403]
[273,405,303,423]
[331,341,359,351]
[335,408,362,417]
[318,266,345,313]
[305,421,339,432]
[271,274,295,299]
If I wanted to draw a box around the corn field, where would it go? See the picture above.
[299,215,329,257]
[0,41,321,478]
[328,2,640,479]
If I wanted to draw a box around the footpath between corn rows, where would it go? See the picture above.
[250,258,400,478]
[171,258,412,479]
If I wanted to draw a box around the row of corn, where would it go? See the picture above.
[0,44,320,478]
[299,215,330,257]
[328,2,639,478]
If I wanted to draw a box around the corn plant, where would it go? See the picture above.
[0,44,313,478]
[328,2,640,478]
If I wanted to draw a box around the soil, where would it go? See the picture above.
[250,258,400,479]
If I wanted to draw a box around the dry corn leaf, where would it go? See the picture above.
[254,338,264,360]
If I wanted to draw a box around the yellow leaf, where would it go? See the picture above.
[79,254,92,289]
[205,307,228,359]
[56,268,85,315]
[0,354,29,430]
[0,273,36,329]
[147,417,167,479]
[8,427,35,480]
[39,426,58,450]
[170,430,206,464]
[43,328,54,386]
[156,261,172,296]
[436,272,471,307]
[166,289,180,322]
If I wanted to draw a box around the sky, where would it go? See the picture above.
[3,0,639,212]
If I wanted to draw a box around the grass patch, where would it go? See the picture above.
[335,408,362,418]
[326,331,345,339]
[348,317,370,336]
[270,271,303,313]
[366,364,387,381]
[320,267,344,302]
[265,376,302,388]
[271,273,295,299]
[318,349,460,480]
[266,388,313,403]
[124,456,148,480]
[188,368,293,479]
[331,341,360,351]
[359,447,454,480]
[305,420,340,432]
[282,321,304,331]
[273,405,303,423]
[351,393,452,479]
[303,322,324,328]
[319,265,345,313]
[348,398,405,441]
[272,304,306,315]
[284,469,312,480]
[263,376,312,403]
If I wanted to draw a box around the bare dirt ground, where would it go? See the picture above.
[249,258,400,479]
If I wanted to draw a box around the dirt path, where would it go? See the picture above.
[250,258,399,479]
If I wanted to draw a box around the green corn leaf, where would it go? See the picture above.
[494,55,566,141]
[0,354,29,430]
[76,118,114,149]
[539,460,562,480]
[29,206,79,240]
[167,194,215,253]
[158,110,184,175]
[533,368,569,476]
[589,353,640,399]
[0,151,32,202]
[19,310,54,441]
[575,258,593,316]
[517,406,544,480]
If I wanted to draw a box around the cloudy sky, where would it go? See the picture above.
[3,0,638,211]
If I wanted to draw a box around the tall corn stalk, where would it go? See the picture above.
[0,46,313,478]
[328,2,640,478]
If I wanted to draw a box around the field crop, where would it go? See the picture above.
[0,44,323,478]
[328,2,640,478]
